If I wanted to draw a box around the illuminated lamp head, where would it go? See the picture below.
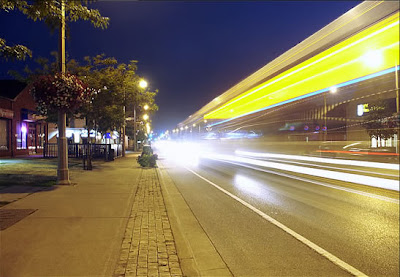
[21,125,27,134]
[304,125,309,131]
[139,79,148,89]
[322,126,327,131]
[315,125,320,131]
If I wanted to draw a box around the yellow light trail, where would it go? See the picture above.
[205,12,400,120]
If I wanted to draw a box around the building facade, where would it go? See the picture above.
[0,80,48,157]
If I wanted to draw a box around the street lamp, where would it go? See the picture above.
[57,0,70,185]
[139,79,148,89]
[143,114,149,121]
[133,79,148,152]
[146,122,151,135]
[360,50,399,152]
[323,86,338,141]
[143,104,149,111]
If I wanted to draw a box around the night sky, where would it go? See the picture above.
[0,1,360,133]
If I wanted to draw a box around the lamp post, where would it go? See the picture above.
[133,79,148,152]
[133,105,137,151]
[122,89,126,157]
[323,86,337,141]
[57,0,70,185]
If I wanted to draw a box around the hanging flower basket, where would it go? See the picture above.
[30,73,94,114]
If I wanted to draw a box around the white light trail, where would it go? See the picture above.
[235,150,399,170]
[265,158,399,178]
[222,160,399,204]
[209,153,399,191]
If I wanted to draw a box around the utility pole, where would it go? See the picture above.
[122,90,126,157]
[133,105,137,151]
[57,0,70,185]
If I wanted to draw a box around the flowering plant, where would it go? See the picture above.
[30,73,95,114]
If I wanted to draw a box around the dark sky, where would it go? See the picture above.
[0,1,360,133]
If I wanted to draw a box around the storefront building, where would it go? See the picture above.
[0,80,48,157]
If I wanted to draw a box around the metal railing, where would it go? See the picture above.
[44,143,122,160]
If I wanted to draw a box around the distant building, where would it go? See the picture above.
[0,80,48,157]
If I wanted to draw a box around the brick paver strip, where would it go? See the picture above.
[114,168,182,277]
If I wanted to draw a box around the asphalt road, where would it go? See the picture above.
[160,154,399,277]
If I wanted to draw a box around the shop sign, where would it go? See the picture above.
[28,113,46,121]
[0,108,14,119]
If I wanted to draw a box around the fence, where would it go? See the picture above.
[44,143,122,160]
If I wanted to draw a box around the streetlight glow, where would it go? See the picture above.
[143,104,149,110]
[139,79,148,89]
[143,114,149,120]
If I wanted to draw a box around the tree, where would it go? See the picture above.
[0,0,109,60]
[11,53,159,140]
[362,99,398,147]
[66,54,158,139]
[1,0,109,183]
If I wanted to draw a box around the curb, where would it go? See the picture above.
[157,161,232,277]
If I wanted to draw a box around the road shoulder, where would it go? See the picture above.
[157,160,232,277]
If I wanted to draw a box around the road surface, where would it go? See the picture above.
[159,150,399,277]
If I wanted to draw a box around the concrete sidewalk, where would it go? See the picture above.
[0,154,231,276]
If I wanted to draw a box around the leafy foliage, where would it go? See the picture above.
[0,38,32,61]
[29,72,95,114]
[362,100,398,142]
[0,0,109,60]
[137,154,157,168]
[137,145,158,167]
[9,52,159,138]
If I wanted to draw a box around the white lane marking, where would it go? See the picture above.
[206,154,400,191]
[220,159,399,204]
[186,167,368,277]
[265,158,400,179]
[235,150,399,171]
